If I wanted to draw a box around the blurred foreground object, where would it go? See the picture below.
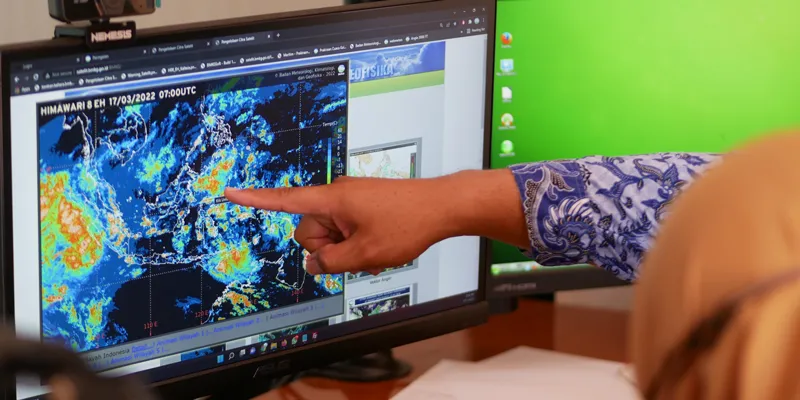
[0,329,159,400]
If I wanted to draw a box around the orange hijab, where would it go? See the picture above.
[631,132,800,400]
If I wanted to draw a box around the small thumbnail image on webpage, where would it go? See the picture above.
[346,259,417,282]
[347,286,415,321]
[347,138,422,282]
[348,138,421,179]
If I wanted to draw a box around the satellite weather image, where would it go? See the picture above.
[348,287,412,320]
[348,141,418,179]
[37,62,348,353]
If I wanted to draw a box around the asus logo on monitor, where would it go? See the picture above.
[493,282,539,293]
[90,28,134,43]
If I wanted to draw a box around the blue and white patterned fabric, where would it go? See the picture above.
[509,153,721,282]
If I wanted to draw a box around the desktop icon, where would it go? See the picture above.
[270,342,278,351]
[292,335,299,345]
[312,332,319,340]
[499,59,514,74]
[501,87,512,102]
[302,334,308,343]
[500,113,514,127]
[261,343,268,353]
[217,354,225,364]
[500,140,514,155]
[281,339,288,347]
[501,32,513,46]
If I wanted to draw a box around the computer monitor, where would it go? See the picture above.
[488,0,800,297]
[0,0,495,398]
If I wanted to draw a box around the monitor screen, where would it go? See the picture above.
[1,1,493,398]
[489,0,800,295]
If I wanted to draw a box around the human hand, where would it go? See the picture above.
[225,176,457,275]
[224,169,528,275]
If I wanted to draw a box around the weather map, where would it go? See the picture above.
[347,287,412,320]
[348,141,418,179]
[37,62,349,353]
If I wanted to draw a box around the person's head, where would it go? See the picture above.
[631,131,800,400]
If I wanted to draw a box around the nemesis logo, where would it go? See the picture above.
[90,29,134,44]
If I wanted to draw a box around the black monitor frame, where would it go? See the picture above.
[0,0,496,398]
[487,265,629,299]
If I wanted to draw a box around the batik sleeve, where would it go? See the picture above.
[508,153,721,282]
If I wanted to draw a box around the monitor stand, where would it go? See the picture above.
[304,349,412,382]
[204,350,410,399]
[487,297,519,315]
[204,373,302,400]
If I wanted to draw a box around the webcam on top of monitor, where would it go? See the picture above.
[48,0,155,23]
[48,0,155,49]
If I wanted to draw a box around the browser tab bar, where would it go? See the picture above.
[316,44,348,55]
[351,40,382,51]
[151,40,211,56]
[80,73,122,87]
[120,68,160,81]
[213,32,273,48]
[10,7,487,96]
[36,79,78,92]
[200,57,242,71]
[276,48,312,61]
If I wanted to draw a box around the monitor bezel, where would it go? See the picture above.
[487,266,630,299]
[0,0,496,398]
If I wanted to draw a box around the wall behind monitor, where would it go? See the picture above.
[0,0,343,45]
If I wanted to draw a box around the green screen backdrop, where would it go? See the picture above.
[491,0,800,269]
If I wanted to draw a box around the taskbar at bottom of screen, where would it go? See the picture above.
[135,291,478,385]
[17,291,480,400]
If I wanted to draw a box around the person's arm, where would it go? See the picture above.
[507,152,722,282]
[225,152,720,277]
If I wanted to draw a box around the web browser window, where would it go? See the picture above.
[6,6,489,399]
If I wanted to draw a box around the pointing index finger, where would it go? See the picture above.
[224,186,329,215]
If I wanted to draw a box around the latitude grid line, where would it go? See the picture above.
[268,124,325,136]
[297,84,303,303]
[94,109,100,293]
[148,144,154,338]
[199,144,205,325]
